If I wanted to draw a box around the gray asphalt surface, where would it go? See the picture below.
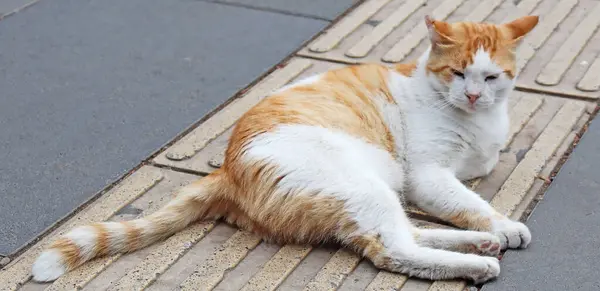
[0,0,355,255]
[484,117,600,291]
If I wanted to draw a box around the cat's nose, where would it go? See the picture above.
[465,93,480,104]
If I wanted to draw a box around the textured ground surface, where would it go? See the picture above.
[1,0,599,290]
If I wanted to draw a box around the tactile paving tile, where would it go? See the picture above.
[297,0,600,99]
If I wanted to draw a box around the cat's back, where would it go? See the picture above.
[221,63,407,203]
[228,63,402,158]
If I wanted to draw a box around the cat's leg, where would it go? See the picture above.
[242,125,499,282]
[343,192,500,283]
[407,165,531,250]
[412,228,501,257]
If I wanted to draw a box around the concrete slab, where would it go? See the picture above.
[297,0,600,99]
[0,0,331,255]
[483,117,600,291]
[209,0,360,21]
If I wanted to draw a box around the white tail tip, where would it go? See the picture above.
[31,249,66,282]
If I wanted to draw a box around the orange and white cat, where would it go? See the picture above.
[32,15,538,284]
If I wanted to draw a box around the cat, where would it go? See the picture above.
[31,15,538,284]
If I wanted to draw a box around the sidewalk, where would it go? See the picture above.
[1,0,600,290]
[0,0,355,257]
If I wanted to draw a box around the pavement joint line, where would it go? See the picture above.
[513,104,600,222]
[309,0,392,53]
[0,0,41,21]
[149,161,208,177]
[196,0,336,22]
[510,86,600,102]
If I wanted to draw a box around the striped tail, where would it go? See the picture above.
[31,171,226,282]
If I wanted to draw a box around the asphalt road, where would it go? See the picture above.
[0,0,355,255]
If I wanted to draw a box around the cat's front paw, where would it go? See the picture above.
[492,219,531,249]
[467,256,501,284]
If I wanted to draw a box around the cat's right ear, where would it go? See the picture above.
[425,15,455,47]
[502,15,539,45]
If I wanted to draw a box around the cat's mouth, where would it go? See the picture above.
[452,100,481,113]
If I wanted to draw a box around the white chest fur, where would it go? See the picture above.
[386,68,510,181]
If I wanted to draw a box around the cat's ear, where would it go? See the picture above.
[502,15,539,44]
[425,15,456,47]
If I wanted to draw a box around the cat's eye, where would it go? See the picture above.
[485,75,499,81]
[452,70,464,78]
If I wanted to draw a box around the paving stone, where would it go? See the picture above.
[298,0,600,99]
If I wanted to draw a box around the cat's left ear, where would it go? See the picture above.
[502,15,539,44]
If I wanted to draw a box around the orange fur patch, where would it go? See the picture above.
[394,62,417,77]
[91,223,110,256]
[446,210,493,231]
[122,221,142,252]
[220,159,356,245]
[49,238,81,269]
[226,63,399,169]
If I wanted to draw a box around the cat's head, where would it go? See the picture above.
[424,15,538,112]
